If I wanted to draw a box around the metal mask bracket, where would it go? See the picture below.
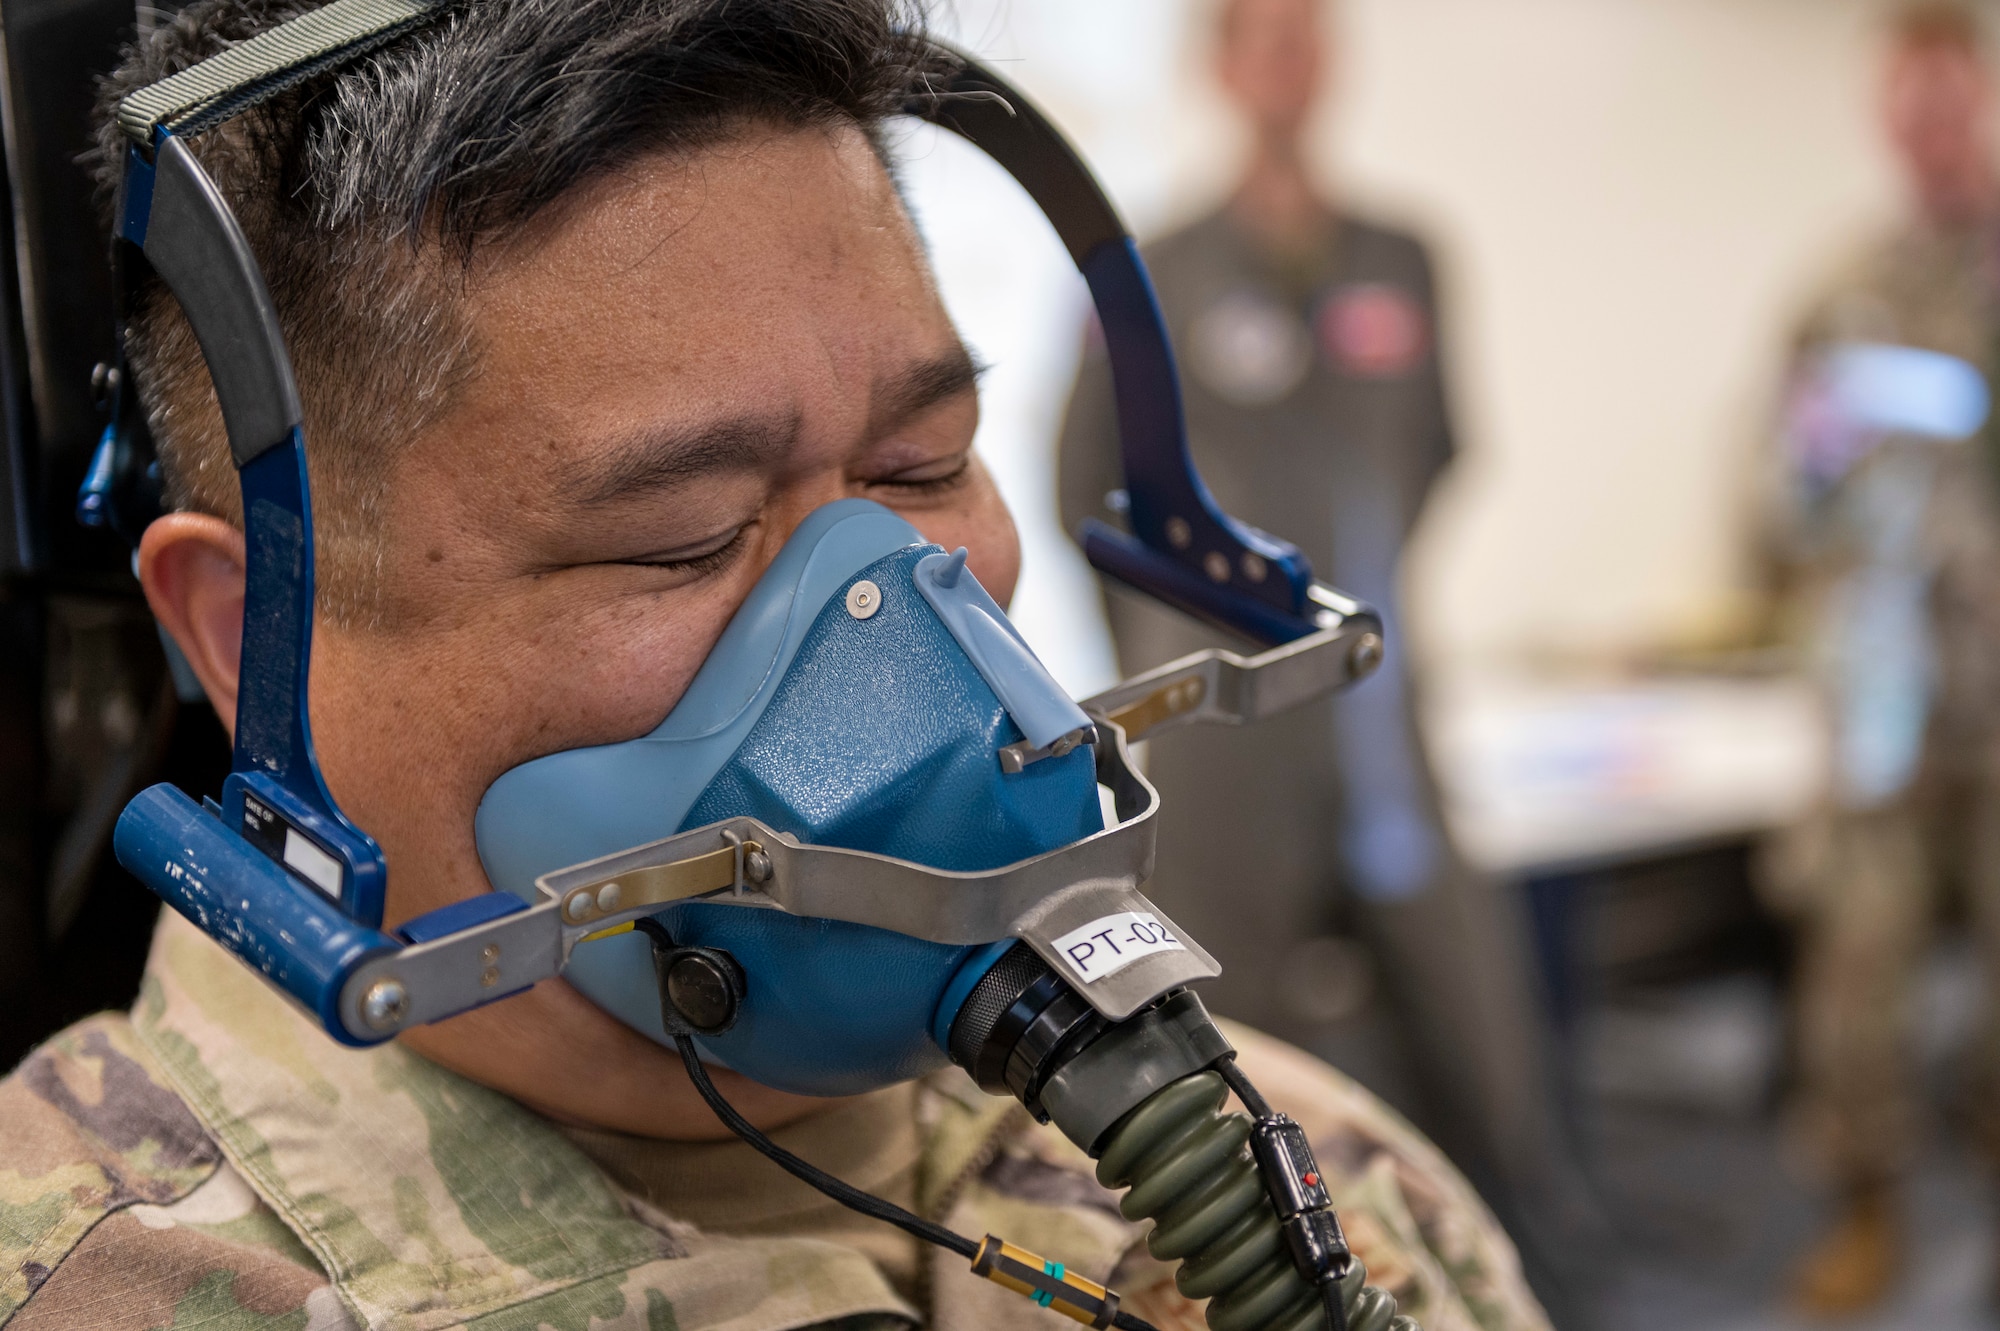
[334,712,1217,1040]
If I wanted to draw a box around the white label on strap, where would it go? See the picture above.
[284,827,343,899]
[1050,912,1185,984]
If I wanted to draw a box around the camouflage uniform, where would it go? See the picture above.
[1760,220,2000,1183]
[0,910,1550,1331]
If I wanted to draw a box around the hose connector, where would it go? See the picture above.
[946,945,1416,1331]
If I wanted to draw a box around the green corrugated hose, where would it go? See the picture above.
[1094,1073,1416,1331]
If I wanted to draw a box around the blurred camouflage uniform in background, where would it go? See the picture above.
[0,910,1550,1331]
[1758,212,2000,1308]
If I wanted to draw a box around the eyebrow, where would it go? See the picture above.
[559,415,798,508]
[869,345,983,437]
[560,345,983,509]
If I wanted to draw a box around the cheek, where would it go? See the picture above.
[304,581,737,916]
[906,472,1021,608]
[974,501,1023,609]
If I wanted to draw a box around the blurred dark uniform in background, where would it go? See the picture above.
[1056,2,1595,1316]
[1058,199,1587,1295]
[1756,3,2000,1316]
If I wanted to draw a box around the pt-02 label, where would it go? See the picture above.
[1051,911,1185,983]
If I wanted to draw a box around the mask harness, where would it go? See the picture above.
[91,5,1412,1330]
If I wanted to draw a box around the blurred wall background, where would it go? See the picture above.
[902,0,1932,681]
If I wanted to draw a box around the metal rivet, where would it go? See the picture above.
[1165,517,1193,550]
[1241,552,1267,583]
[1204,551,1231,583]
[361,978,408,1032]
[596,882,622,912]
[846,580,882,620]
[480,967,500,988]
[564,892,593,922]
[480,943,500,964]
[1349,632,1385,678]
[745,849,773,883]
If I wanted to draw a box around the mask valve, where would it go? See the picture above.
[637,919,746,1036]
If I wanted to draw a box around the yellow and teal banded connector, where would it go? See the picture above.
[970,1234,1121,1327]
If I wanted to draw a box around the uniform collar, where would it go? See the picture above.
[130,911,919,1331]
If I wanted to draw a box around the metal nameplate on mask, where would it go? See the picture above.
[1050,911,1185,983]
[1006,883,1220,1022]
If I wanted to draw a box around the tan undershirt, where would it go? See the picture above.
[557,1082,927,1302]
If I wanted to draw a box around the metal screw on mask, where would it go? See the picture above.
[360,978,407,1032]
[845,579,883,620]
[1347,633,1385,678]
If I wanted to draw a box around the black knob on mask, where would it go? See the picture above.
[663,948,745,1035]
[632,918,746,1037]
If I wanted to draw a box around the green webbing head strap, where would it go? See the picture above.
[115,0,446,148]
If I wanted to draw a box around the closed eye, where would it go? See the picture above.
[869,454,972,496]
[610,524,751,575]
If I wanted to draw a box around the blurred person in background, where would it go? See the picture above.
[1057,0,1596,1315]
[1758,2,2000,1316]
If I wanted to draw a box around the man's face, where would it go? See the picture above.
[1883,41,1998,226]
[1215,0,1328,145]
[162,123,1017,1130]
[310,122,1012,925]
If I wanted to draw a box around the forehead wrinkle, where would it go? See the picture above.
[558,412,800,508]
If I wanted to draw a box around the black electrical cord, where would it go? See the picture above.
[1218,1055,1350,1331]
[656,918,1378,1331]
[671,1033,974,1258]
[673,1032,1163,1331]
[1322,1281,1352,1331]
[1215,1052,1274,1117]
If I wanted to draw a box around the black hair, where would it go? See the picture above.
[92,0,943,624]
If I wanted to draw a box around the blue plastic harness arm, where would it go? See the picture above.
[114,783,398,1045]
[1081,519,1332,646]
[119,129,390,926]
[907,54,1341,648]
[1076,240,1314,622]
[221,434,388,924]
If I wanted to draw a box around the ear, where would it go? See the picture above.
[139,513,246,734]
